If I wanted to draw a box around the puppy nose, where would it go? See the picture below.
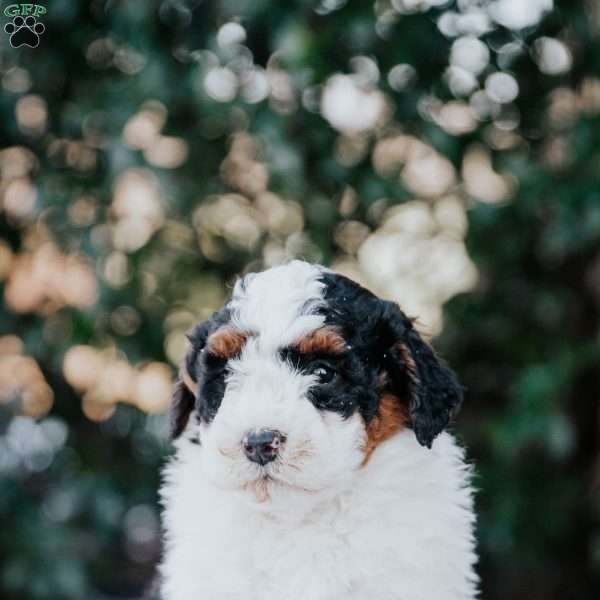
[243,429,285,465]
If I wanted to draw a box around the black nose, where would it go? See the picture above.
[243,429,285,465]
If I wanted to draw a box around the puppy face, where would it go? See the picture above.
[170,261,462,503]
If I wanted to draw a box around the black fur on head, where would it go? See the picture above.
[319,272,464,448]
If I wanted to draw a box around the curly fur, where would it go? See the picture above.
[159,261,478,600]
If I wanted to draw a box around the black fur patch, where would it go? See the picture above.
[318,272,463,448]
[279,345,379,419]
[169,308,231,437]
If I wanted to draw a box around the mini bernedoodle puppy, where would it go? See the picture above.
[159,261,477,600]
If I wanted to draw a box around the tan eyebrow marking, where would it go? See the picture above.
[206,327,253,359]
[293,326,347,355]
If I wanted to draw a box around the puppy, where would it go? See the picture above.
[159,261,477,600]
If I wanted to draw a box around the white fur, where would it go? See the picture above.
[160,432,477,600]
[159,261,478,600]
[229,260,327,351]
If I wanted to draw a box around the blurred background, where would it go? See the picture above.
[0,0,599,598]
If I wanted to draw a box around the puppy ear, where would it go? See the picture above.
[169,377,195,439]
[169,308,232,439]
[169,322,204,440]
[378,301,463,448]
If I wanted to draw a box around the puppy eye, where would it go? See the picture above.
[312,364,335,384]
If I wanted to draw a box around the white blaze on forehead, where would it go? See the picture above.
[229,261,326,350]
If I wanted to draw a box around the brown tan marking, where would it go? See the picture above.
[294,326,347,355]
[396,342,419,385]
[206,327,253,359]
[363,393,409,463]
[180,367,196,395]
[179,327,254,393]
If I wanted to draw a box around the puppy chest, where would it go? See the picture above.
[246,515,366,599]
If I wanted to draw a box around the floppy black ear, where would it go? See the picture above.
[169,307,232,439]
[169,331,203,440]
[169,378,196,439]
[378,301,464,448]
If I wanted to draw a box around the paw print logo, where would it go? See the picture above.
[4,15,45,48]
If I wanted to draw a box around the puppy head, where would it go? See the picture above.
[170,261,463,503]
